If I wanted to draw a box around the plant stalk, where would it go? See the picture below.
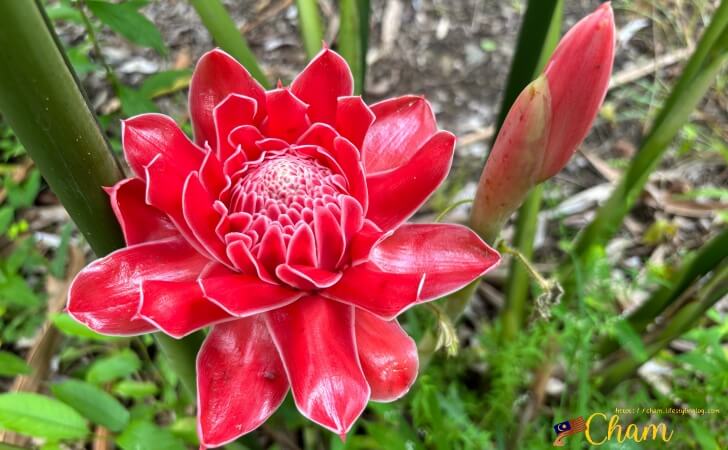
[564,2,728,288]
[296,0,324,59]
[338,0,364,94]
[189,0,269,86]
[0,0,203,397]
[596,228,728,356]
[598,263,728,392]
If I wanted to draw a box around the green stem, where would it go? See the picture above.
[156,333,205,398]
[493,0,563,133]
[565,2,728,284]
[0,0,124,256]
[596,228,728,356]
[0,0,203,398]
[500,186,543,341]
[188,0,269,86]
[338,0,364,94]
[356,0,370,91]
[598,264,728,392]
[296,0,324,59]
[77,0,120,90]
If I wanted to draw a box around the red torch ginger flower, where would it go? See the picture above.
[68,48,499,446]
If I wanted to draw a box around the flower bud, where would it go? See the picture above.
[471,3,615,240]
[472,76,551,241]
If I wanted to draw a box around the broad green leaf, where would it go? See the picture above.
[6,169,41,208]
[113,380,158,399]
[116,420,186,450]
[0,393,88,440]
[0,351,30,376]
[51,379,130,432]
[45,4,84,23]
[119,85,158,116]
[0,274,41,308]
[139,69,192,98]
[86,349,141,384]
[51,313,118,342]
[86,0,166,55]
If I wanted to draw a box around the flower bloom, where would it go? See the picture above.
[67,48,499,446]
[472,3,615,239]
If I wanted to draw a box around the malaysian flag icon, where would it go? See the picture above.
[553,416,585,446]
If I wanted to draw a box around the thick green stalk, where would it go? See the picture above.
[493,0,563,132]
[357,0,370,91]
[296,0,324,59]
[568,2,728,271]
[500,186,543,340]
[0,0,202,397]
[599,264,728,392]
[596,228,728,356]
[419,0,562,362]
[188,0,269,86]
[498,0,563,342]
[338,0,364,94]
[156,333,205,398]
[0,0,124,256]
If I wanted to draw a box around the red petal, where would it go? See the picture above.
[291,48,354,124]
[262,88,311,143]
[145,155,212,259]
[322,263,423,320]
[296,122,338,150]
[366,131,455,230]
[362,96,437,173]
[348,220,388,265]
[369,223,500,299]
[275,264,342,290]
[67,237,208,335]
[228,125,264,161]
[105,178,178,245]
[355,310,418,402]
[265,295,369,435]
[335,96,375,149]
[199,264,302,317]
[182,172,231,266]
[189,49,267,147]
[313,205,345,270]
[199,146,228,196]
[286,224,317,266]
[331,138,367,211]
[213,94,257,161]
[257,225,287,275]
[197,318,288,447]
[122,113,204,180]
[138,280,232,338]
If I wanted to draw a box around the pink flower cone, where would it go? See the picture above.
[67,48,500,447]
[472,3,615,239]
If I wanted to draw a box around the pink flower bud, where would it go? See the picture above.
[540,2,615,181]
[472,76,551,240]
[472,3,615,240]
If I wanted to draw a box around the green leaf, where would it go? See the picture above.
[139,69,192,98]
[0,274,42,308]
[44,3,84,24]
[169,416,199,445]
[86,349,141,384]
[0,392,88,440]
[0,351,31,376]
[49,222,73,278]
[86,0,166,55]
[119,85,158,116]
[116,420,186,450]
[113,380,158,399]
[51,312,118,342]
[0,206,14,235]
[613,319,648,361]
[6,169,41,208]
[51,379,130,432]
